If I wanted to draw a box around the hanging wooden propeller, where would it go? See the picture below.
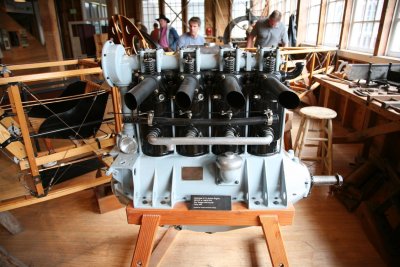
[108,15,149,55]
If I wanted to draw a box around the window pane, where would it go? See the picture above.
[252,0,266,16]
[142,0,159,32]
[347,0,383,52]
[187,0,205,35]
[349,23,362,48]
[353,0,366,21]
[305,0,321,44]
[164,0,183,35]
[390,24,400,52]
[232,0,247,19]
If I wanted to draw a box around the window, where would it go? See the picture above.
[305,0,321,45]
[269,0,284,12]
[387,1,400,57]
[82,0,108,34]
[232,0,247,20]
[252,0,267,17]
[164,0,183,35]
[283,0,297,28]
[347,0,384,53]
[142,0,159,32]
[323,0,345,47]
[231,0,249,39]
[187,0,205,35]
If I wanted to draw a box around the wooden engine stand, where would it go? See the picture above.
[126,202,295,267]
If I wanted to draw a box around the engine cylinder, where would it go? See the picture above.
[222,76,245,109]
[176,76,197,110]
[125,77,158,110]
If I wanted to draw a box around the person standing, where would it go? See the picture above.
[156,14,179,51]
[150,23,160,43]
[177,17,205,48]
[246,10,288,48]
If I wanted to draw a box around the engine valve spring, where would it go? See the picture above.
[224,56,235,73]
[184,57,195,74]
[263,55,276,73]
[186,128,199,137]
[144,57,156,75]
[225,129,236,137]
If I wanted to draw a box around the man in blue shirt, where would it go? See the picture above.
[178,17,205,49]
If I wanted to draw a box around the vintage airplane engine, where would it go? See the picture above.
[101,41,342,211]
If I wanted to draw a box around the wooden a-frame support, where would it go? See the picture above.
[126,202,294,267]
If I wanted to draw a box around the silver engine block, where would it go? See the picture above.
[101,41,342,211]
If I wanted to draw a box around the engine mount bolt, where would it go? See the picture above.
[180,75,185,80]
[139,76,144,81]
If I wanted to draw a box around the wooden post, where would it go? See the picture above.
[260,215,289,267]
[309,52,316,82]
[284,54,289,72]
[325,52,331,74]
[8,85,44,196]
[149,227,180,267]
[38,0,63,65]
[339,0,353,50]
[373,0,397,56]
[158,0,165,15]
[111,86,122,133]
[182,0,188,33]
[131,215,161,267]
[316,0,328,45]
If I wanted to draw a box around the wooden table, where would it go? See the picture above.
[313,74,400,266]
[313,74,400,159]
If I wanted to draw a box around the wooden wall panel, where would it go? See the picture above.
[38,0,63,63]
[0,11,48,65]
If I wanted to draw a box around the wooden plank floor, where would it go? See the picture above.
[0,109,386,267]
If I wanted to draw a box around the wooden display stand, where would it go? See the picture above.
[126,202,295,267]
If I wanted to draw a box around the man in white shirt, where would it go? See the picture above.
[246,10,288,48]
[178,17,205,48]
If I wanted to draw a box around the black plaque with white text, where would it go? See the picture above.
[189,195,232,210]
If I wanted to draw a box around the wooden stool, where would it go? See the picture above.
[293,106,337,175]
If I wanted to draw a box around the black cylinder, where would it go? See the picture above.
[125,77,158,110]
[222,76,245,109]
[176,76,197,110]
[262,76,300,109]
[280,62,305,81]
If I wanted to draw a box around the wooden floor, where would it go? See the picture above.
[0,109,386,267]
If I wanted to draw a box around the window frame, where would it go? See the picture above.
[304,0,322,45]
[386,0,400,58]
[346,0,384,54]
[322,0,345,47]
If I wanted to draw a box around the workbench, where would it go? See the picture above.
[313,74,400,159]
[314,74,400,265]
